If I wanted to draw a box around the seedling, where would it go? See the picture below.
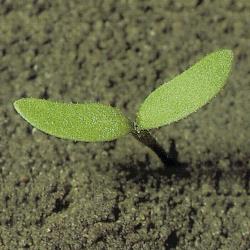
[14,50,233,166]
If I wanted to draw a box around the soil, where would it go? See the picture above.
[0,1,249,249]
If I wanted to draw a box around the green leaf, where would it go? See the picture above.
[136,49,233,130]
[14,98,132,142]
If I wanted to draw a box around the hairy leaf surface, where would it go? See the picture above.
[137,49,233,129]
[14,98,132,142]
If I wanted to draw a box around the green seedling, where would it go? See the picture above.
[14,49,233,166]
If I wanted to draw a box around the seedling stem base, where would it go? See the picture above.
[132,124,176,167]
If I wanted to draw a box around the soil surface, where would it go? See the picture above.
[0,1,250,249]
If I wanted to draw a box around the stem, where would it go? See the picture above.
[131,124,176,167]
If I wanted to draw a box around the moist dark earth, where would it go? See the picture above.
[0,1,250,249]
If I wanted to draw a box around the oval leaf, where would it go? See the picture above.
[14,98,132,142]
[136,49,233,129]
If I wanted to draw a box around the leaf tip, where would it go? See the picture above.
[215,49,234,68]
[13,98,29,114]
[13,99,22,113]
[220,48,233,62]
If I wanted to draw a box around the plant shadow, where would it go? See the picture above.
[116,140,190,185]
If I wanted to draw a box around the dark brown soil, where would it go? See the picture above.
[0,1,249,249]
